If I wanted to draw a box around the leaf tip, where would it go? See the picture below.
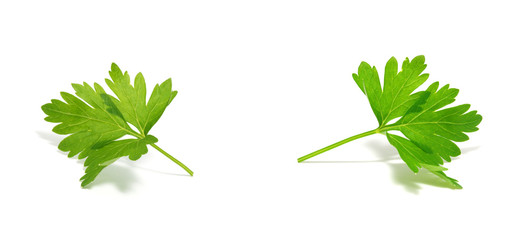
[358,61,372,70]
[413,55,426,62]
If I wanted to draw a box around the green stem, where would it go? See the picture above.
[298,128,380,162]
[150,143,194,176]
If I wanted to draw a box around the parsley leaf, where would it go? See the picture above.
[298,56,482,189]
[42,63,192,187]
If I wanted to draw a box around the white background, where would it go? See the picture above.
[1,0,525,239]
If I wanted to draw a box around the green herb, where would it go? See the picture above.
[42,63,193,187]
[298,56,482,189]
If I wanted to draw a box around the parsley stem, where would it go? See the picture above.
[297,128,380,162]
[149,143,194,176]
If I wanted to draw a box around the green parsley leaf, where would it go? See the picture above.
[298,56,482,189]
[42,63,192,187]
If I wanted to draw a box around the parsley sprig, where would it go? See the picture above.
[298,56,482,188]
[42,63,193,187]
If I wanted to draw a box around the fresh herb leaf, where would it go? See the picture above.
[42,63,192,187]
[298,56,482,189]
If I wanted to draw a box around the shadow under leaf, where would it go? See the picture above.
[36,130,64,147]
[83,163,139,193]
[388,163,456,194]
[301,139,480,193]
[37,130,188,191]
